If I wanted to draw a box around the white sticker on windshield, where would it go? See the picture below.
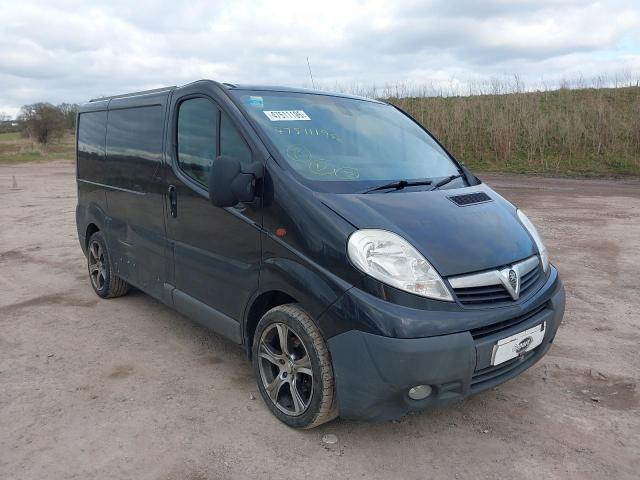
[263,110,311,121]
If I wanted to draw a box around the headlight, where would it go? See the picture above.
[517,210,549,272]
[347,229,453,301]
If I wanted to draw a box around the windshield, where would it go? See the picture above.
[231,90,461,193]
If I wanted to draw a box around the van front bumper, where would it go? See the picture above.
[326,270,565,421]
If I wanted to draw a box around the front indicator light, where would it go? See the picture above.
[517,210,550,272]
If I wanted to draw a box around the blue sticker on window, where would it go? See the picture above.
[248,96,264,108]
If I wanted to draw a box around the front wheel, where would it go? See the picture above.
[252,304,337,429]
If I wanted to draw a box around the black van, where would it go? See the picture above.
[76,80,565,428]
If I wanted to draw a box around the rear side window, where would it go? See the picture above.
[77,111,107,181]
[105,105,163,191]
[177,98,217,186]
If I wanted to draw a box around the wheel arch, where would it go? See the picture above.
[76,200,108,255]
[244,290,298,359]
[85,223,100,249]
[242,257,353,358]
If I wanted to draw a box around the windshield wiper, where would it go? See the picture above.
[361,179,432,194]
[428,174,463,191]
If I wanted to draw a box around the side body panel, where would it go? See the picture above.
[254,156,361,326]
[76,101,110,251]
[163,81,264,342]
[102,93,170,300]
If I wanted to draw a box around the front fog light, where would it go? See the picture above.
[408,385,432,400]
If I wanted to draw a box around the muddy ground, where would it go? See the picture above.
[1,161,638,480]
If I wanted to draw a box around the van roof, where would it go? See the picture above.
[84,80,382,106]
[224,83,384,104]
[88,86,176,103]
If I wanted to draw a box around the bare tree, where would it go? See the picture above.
[57,103,79,130]
[18,103,66,146]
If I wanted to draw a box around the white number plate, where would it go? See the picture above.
[263,110,311,121]
[491,322,546,366]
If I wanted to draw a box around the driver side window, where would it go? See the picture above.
[177,98,217,186]
[220,110,252,168]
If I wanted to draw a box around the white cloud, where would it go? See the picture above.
[0,0,639,117]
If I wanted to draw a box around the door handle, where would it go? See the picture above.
[168,185,177,218]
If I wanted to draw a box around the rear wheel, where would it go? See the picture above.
[252,304,337,429]
[87,232,130,298]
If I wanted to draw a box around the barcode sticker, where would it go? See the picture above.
[263,110,311,121]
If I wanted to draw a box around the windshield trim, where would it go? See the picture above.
[230,87,386,106]
[227,89,465,194]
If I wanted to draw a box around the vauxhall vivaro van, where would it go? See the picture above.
[76,80,565,428]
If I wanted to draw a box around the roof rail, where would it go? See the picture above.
[89,86,176,102]
[222,82,237,88]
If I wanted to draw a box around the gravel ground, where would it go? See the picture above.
[1,161,639,480]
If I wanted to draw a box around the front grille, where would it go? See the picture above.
[470,349,536,390]
[454,284,512,305]
[453,265,542,307]
[470,303,547,339]
[448,192,492,206]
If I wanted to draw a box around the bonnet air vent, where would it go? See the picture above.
[447,192,492,206]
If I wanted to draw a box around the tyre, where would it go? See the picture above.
[252,304,337,429]
[86,231,130,298]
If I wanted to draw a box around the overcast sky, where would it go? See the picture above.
[1,0,639,117]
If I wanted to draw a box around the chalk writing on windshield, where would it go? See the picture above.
[276,127,339,141]
[285,144,359,180]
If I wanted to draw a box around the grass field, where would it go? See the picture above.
[0,130,75,164]
[389,86,640,177]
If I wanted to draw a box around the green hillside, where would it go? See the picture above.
[389,86,640,176]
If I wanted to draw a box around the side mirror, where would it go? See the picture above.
[209,155,263,207]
